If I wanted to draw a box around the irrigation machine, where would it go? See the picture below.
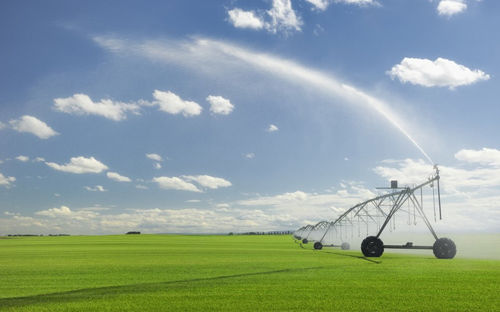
[294,165,457,259]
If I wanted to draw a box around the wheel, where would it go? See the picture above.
[302,238,308,244]
[361,236,384,257]
[341,242,350,250]
[314,242,323,250]
[433,238,456,259]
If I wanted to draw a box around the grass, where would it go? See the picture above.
[0,234,499,311]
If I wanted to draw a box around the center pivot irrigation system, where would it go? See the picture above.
[293,166,457,259]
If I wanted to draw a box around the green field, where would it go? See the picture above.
[0,235,499,311]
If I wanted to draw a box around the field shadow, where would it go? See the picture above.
[0,265,329,308]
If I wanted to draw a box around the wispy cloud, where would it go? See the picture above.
[85,185,107,192]
[305,0,379,11]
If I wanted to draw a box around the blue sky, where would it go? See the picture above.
[1,0,499,234]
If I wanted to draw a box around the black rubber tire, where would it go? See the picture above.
[313,242,323,250]
[361,236,384,257]
[341,242,350,250]
[433,238,457,259]
[302,238,308,244]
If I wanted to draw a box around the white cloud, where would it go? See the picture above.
[388,57,490,89]
[136,184,148,190]
[154,163,162,169]
[35,205,99,221]
[36,205,72,217]
[227,8,264,29]
[182,175,232,189]
[228,0,301,35]
[305,0,331,10]
[437,0,467,16]
[85,185,107,192]
[15,155,29,162]
[186,199,201,203]
[9,115,58,139]
[335,0,379,6]
[153,176,202,192]
[454,148,500,167]
[267,124,279,132]
[146,153,163,162]
[146,90,202,117]
[45,156,108,174]
[266,0,302,34]
[53,93,140,121]
[305,0,378,10]
[0,172,16,187]
[206,95,234,115]
[245,153,255,159]
[0,122,6,130]
[34,157,45,162]
[106,172,131,182]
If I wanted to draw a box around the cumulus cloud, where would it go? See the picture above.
[9,115,58,139]
[144,90,202,117]
[267,124,279,132]
[227,0,301,35]
[146,153,163,162]
[15,155,29,162]
[227,8,264,29]
[106,172,131,182]
[153,176,202,192]
[85,185,107,192]
[0,172,16,187]
[53,93,140,121]
[387,57,490,89]
[207,95,234,115]
[266,0,302,34]
[182,175,232,189]
[45,156,108,174]
[437,0,467,16]
[34,157,45,162]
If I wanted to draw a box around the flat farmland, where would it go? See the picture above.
[0,235,498,311]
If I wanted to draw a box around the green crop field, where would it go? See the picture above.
[0,234,499,311]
